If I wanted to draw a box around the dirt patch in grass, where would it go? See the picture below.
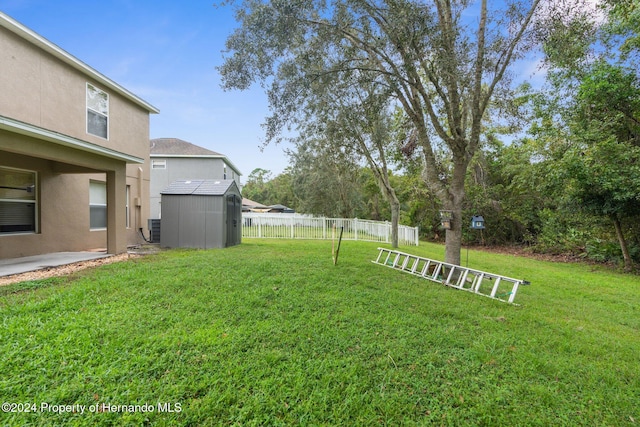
[469,245,585,263]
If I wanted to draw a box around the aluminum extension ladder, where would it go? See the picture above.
[373,247,529,304]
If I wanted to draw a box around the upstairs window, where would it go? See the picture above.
[87,83,109,139]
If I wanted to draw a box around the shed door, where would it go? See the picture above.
[226,194,241,247]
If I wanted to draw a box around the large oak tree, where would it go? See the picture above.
[219,0,543,264]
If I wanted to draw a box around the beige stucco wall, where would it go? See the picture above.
[0,26,151,159]
[0,24,153,258]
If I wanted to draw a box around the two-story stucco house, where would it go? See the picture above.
[149,138,242,219]
[0,12,159,259]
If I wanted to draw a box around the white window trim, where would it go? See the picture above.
[151,159,167,169]
[89,180,107,231]
[86,83,109,140]
[0,166,38,235]
[125,185,131,229]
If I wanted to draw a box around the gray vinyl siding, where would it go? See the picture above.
[150,157,241,219]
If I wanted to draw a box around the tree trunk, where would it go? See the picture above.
[444,202,463,265]
[442,157,468,265]
[390,198,400,249]
[612,214,633,271]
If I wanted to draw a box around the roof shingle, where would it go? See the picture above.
[150,138,223,156]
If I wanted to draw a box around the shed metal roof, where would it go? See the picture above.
[160,179,239,196]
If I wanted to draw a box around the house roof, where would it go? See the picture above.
[268,204,295,213]
[150,138,242,176]
[150,138,222,156]
[160,179,239,196]
[0,12,159,114]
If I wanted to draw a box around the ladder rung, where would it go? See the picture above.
[457,269,469,289]
[490,277,502,298]
[420,260,431,277]
[401,255,410,270]
[384,250,392,266]
[432,263,442,281]
[445,266,456,285]
[410,257,420,274]
[473,273,484,293]
[509,281,520,304]
[392,253,402,268]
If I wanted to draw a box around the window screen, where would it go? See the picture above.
[87,83,109,139]
[0,167,37,234]
[89,181,107,229]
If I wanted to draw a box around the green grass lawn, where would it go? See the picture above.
[1,240,638,426]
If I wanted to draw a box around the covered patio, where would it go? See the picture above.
[1,115,141,259]
[0,251,110,277]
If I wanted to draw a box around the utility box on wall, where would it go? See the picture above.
[160,180,242,249]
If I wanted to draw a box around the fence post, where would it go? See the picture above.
[258,219,262,238]
[291,215,294,239]
[323,217,326,239]
[354,218,358,241]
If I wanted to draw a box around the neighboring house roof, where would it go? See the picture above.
[150,138,223,156]
[150,138,242,176]
[242,198,267,209]
[160,179,239,196]
[241,200,295,213]
[269,204,295,213]
[0,12,159,114]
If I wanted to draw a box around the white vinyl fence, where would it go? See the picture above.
[242,213,419,246]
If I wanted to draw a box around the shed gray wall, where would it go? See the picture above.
[150,157,242,219]
[160,194,226,249]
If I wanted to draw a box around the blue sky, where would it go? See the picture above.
[1,1,554,181]
[1,0,291,179]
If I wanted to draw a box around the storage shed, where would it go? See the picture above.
[160,180,242,249]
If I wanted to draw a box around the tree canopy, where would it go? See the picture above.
[220,0,545,264]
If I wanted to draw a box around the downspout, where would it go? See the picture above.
[137,166,144,230]
[137,166,152,243]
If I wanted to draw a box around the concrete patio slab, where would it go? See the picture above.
[0,252,110,277]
